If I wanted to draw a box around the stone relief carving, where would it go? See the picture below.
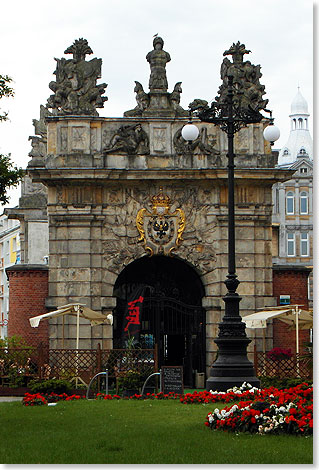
[152,127,167,153]
[103,123,149,155]
[46,38,108,116]
[72,127,86,149]
[173,126,221,162]
[136,188,186,256]
[21,174,47,197]
[100,186,218,276]
[102,238,145,274]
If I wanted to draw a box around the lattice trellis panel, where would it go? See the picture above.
[255,352,312,379]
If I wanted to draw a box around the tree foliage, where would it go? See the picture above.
[0,74,15,122]
[0,74,24,205]
[0,154,24,204]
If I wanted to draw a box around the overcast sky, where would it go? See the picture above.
[0,0,314,209]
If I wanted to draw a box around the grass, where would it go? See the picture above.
[0,399,313,464]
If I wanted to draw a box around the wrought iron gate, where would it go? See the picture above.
[114,296,205,386]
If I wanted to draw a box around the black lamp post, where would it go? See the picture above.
[182,53,280,391]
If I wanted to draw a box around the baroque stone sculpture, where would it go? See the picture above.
[146,36,171,91]
[46,38,108,115]
[28,105,51,166]
[189,42,269,121]
[124,37,188,117]
[216,41,269,113]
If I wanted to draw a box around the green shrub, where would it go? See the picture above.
[0,335,34,373]
[259,376,311,390]
[7,367,26,388]
[118,371,143,391]
[28,379,73,394]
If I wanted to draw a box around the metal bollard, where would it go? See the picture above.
[86,369,108,399]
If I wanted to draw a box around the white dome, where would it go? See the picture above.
[278,88,312,166]
[290,89,309,115]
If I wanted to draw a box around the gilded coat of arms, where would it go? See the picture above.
[136,189,186,256]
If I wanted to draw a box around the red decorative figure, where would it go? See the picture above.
[124,296,144,332]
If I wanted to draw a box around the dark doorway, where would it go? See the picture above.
[113,256,206,387]
[165,334,185,366]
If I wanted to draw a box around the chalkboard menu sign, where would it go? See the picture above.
[161,366,184,395]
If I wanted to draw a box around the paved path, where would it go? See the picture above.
[0,396,23,402]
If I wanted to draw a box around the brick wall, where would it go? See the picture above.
[272,266,311,353]
[6,265,49,349]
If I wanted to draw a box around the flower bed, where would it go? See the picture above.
[96,391,181,400]
[204,382,312,435]
[22,392,82,406]
[21,383,313,436]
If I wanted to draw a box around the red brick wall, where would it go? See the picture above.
[6,265,49,349]
[272,268,310,354]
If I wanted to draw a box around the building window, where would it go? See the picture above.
[286,191,294,214]
[300,233,309,257]
[298,148,308,158]
[287,233,295,256]
[300,191,309,214]
[280,295,290,305]
[300,167,308,174]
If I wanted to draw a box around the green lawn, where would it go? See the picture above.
[0,399,313,464]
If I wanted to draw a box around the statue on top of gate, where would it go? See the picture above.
[46,38,108,116]
[124,36,188,117]
[216,41,269,114]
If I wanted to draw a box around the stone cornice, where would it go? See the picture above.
[28,167,294,186]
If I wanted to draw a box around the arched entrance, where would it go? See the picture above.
[113,256,206,387]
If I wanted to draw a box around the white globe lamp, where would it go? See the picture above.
[181,123,200,142]
[263,123,280,145]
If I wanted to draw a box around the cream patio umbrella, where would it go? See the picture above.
[243,305,313,353]
[29,303,113,350]
[29,304,113,386]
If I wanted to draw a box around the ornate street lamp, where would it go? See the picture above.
[182,42,280,391]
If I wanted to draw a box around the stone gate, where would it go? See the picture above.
[20,37,292,379]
